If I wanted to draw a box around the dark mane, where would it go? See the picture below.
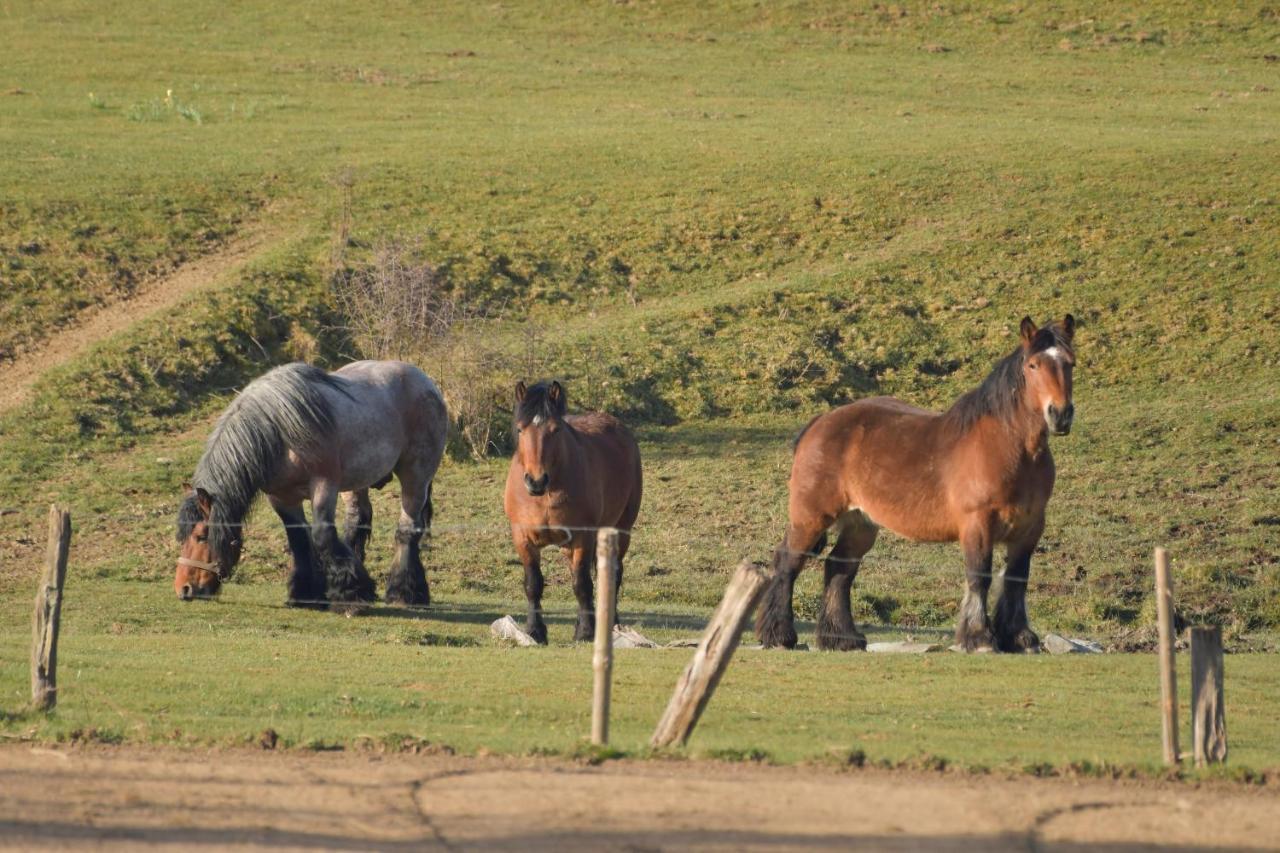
[176,494,204,543]
[176,363,346,572]
[945,326,1072,433]
[515,381,567,427]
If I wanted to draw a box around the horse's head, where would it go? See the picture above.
[513,380,570,497]
[174,486,240,600]
[1019,314,1076,436]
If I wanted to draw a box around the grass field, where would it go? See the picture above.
[2,580,1279,776]
[1,2,1278,770]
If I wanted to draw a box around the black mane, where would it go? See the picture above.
[945,326,1072,433]
[515,381,567,427]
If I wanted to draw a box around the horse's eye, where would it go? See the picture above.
[196,533,209,543]
[1029,362,1038,370]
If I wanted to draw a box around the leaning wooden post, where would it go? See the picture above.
[31,506,71,712]
[591,527,619,745]
[651,560,768,749]
[1190,626,1227,766]
[1154,547,1180,766]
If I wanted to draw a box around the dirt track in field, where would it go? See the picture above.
[0,214,298,415]
[1,745,1276,851]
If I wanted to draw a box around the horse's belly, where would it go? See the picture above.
[856,496,956,543]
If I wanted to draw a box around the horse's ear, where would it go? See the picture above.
[514,381,527,404]
[549,381,566,414]
[195,487,214,517]
[1061,313,1076,342]
[1019,316,1037,348]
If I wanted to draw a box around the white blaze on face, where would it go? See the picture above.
[532,415,544,426]
[1042,346,1064,363]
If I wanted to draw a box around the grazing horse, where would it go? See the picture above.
[504,380,643,643]
[174,360,448,608]
[756,315,1076,653]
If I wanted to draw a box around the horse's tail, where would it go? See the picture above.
[792,413,823,451]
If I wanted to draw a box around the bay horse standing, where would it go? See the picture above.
[504,380,643,643]
[174,360,448,607]
[756,315,1076,653]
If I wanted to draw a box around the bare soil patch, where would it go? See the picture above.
[0,217,298,415]
[0,744,1276,851]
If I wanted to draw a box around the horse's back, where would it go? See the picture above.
[570,412,642,481]
[328,361,447,487]
[572,412,642,527]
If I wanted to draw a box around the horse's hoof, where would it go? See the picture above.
[817,631,867,652]
[957,626,996,653]
[757,625,799,649]
[527,623,548,645]
[385,590,430,607]
[1011,629,1041,654]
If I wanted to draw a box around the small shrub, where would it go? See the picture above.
[332,237,545,460]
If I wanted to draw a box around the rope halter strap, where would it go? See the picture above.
[177,556,225,579]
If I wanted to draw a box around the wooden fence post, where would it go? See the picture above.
[1190,626,1227,766]
[1154,547,1179,766]
[31,506,71,712]
[591,527,618,746]
[651,560,768,749]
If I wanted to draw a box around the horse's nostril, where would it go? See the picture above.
[1064,404,1075,421]
[180,584,193,600]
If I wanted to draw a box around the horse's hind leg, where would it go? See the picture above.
[342,489,373,570]
[817,513,877,651]
[756,521,829,649]
[312,481,376,608]
[384,472,431,606]
[272,499,324,608]
[994,521,1044,653]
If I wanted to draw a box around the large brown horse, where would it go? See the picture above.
[504,380,643,643]
[756,315,1076,653]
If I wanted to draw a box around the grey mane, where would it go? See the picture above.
[181,363,347,568]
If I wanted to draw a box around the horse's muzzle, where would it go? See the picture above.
[177,582,218,601]
[524,472,549,496]
[1046,403,1075,435]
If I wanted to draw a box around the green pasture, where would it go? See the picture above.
[1,1,1278,768]
[1,581,1278,775]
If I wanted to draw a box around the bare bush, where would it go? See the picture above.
[332,238,542,460]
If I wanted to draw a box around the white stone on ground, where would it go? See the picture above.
[490,615,538,647]
[612,625,658,648]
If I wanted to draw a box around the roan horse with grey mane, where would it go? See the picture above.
[504,380,643,643]
[174,361,448,608]
[757,315,1076,653]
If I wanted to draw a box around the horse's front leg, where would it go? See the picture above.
[342,489,373,570]
[271,499,324,608]
[515,536,547,644]
[569,534,597,642]
[312,480,376,607]
[956,522,995,652]
[994,520,1044,653]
